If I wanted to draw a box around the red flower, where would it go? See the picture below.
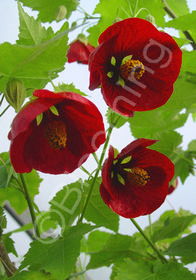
[8,89,106,174]
[67,40,95,65]
[100,139,174,218]
[89,18,182,117]
[168,178,178,195]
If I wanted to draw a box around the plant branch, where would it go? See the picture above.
[0,238,17,277]
[19,174,40,238]
[130,218,168,264]
[162,0,196,50]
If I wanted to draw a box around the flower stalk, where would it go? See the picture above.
[130,218,168,264]
[19,174,40,238]
[77,124,114,224]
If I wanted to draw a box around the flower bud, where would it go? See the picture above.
[56,5,67,21]
[145,14,155,25]
[77,33,88,46]
[71,21,77,29]
[5,78,26,112]
[113,17,122,23]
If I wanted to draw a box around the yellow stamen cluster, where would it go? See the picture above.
[120,59,145,81]
[127,167,150,186]
[45,121,67,150]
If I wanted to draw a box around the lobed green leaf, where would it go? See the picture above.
[83,177,119,232]
[18,0,79,22]
[19,223,95,280]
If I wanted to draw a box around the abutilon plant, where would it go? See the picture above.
[1,0,196,279]
[8,89,106,174]
[89,18,182,116]
[100,139,175,218]
[67,35,95,64]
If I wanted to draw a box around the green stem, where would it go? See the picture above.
[162,0,196,50]
[19,174,40,238]
[77,124,114,224]
[148,214,152,238]
[130,218,168,264]
[0,95,4,106]
[0,105,10,117]
[92,152,99,164]
[80,166,92,177]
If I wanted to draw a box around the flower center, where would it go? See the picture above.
[45,121,67,150]
[127,167,150,186]
[120,59,145,81]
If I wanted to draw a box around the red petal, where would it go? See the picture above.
[9,127,33,173]
[8,97,58,140]
[118,138,158,159]
[23,121,89,174]
[67,40,95,64]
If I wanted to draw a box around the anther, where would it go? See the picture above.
[127,167,150,186]
[120,59,145,81]
[45,121,67,150]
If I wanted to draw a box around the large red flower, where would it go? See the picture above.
[89,18,182,117]
[100,139,174,218]
[8,89,106,174]
[67,40,95,65]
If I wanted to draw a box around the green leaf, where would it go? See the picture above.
[88,0,130,46]
[8,270,56,280]
[0,207,7,234]
[19,0,79,22]
[136,0,166,27]
[106,108,129,128]
[166,11,196,32]
[0,276,7,280]
[88,0,166,46]
[54,82,87,96]
[161,76,196,111]
[144,209,196,246]
[20,224,94,280]
[181,51,196,74]
[174,150,195,184]
[17,1,54,46]
[172,36,191,48]
[86,233,145,270]
[83,177,119,232]
[151,215,196,242]
[129,109,188,139]
[81,230,111,253]
[6,223,33,235]
[153,261,196,280]
[165,233,196,264]
[188,139,196,151]
[49,180,83,229]
[0,29,68,95]
[148,130,182,158]
[34,211,57,235]
[2,235,18,257]
[112,259,153,280]
[0,153,42,214]
[0,165,8,189]
[166,0,189,17]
